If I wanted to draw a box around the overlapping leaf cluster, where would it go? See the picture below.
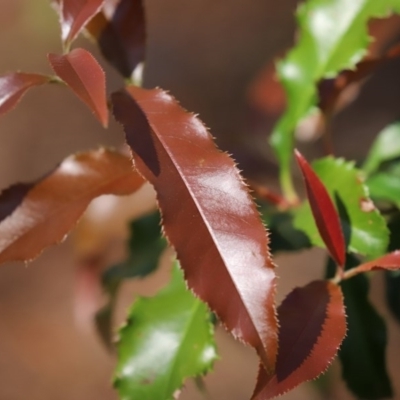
[0,1,400,400]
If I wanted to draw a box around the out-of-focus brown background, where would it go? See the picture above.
[1,1,400,399]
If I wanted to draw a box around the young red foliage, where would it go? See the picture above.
[0,148,144,264]
[96,0,146,78]
[112,86,278,373]
[48,48,108,127]
[343,250,400,279]
[54,0,105,47]
[0,73,49,117]
[295,150,346,267]
[252,281,346,399]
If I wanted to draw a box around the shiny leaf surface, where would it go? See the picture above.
[294,157,389,258]
[96,211,167,346]
[115,262,217,400]
[55,0,105,47]
[295,150,345,267]
[97,0,146,78]
[48,48,108,127]
[0,148,144,264]
[112,86,278,373]
[252,280,346,399]
[271,0,400,194]
[0,73,49,117]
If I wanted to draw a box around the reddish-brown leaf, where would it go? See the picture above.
[0,148,144,264]
[252,281,346,399]
[48,48,108,127]
[0,73,49,117]
[97,0,145,78]
[55,0,105,47]
[343,250,400,279]
[112,86,278,373]
[295,150,345,267]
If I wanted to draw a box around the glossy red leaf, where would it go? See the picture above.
[96,0,145,78]
[0,148,145,264]
[0,73,49,117]
[295,150,345,267]
[252,281,346,399]
[343,250,400,279]
[112,86,278,373]
[48,48,108,127]
[55,0,105,47]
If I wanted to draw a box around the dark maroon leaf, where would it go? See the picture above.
[97,0,145,78]
[48,48,108,127]
[252,281,346,399]
[295,150,346,267]
[0,148,145,264]
[0,73,49,117]
[112,86,278,373]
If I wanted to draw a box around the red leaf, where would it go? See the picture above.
[55,0,105,47]
[48,48,108,127]
[92,0,146,78]
[343,250,400,279]
[252,281,346,399]
[295,150,345,267]
[0,148,144,264]
[0,73,49,117]
[112,86,278,373]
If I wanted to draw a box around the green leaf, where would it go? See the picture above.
[294,157,389,258]
[367,172,400,208]
[326,256,393,399]
[114,262,217,400]
[271,0,400,197]
[363,122,400,174]
[95,211,167,346]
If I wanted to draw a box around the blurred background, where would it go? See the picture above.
[0,0,400,399]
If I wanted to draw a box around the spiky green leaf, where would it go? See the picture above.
[114,262,217,400]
